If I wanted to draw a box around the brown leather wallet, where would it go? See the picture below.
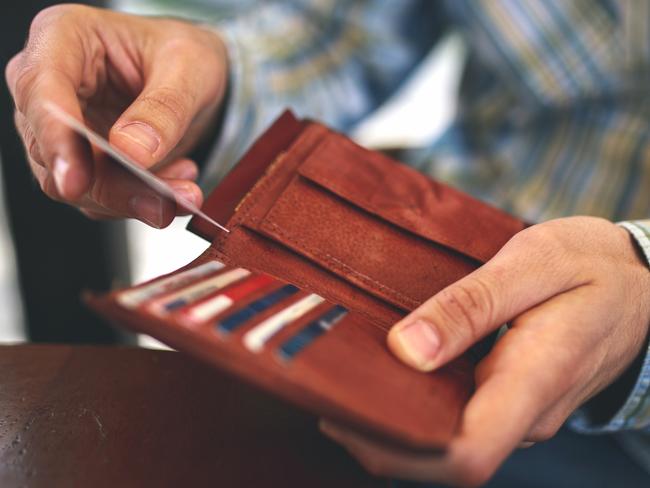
[88,111,525,452]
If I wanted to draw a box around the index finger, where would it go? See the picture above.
[6,32,92,200]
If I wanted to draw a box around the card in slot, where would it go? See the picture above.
[242,293,325,352]
[175,274,277,326]
[116,260,224,309]
[216,284,301,335]
[146,268,250,315]
[276,305,348,362]
[249,300,334,354]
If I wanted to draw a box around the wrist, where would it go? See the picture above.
[579,334,649,425]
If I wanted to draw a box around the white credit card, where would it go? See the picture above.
[44,101,229,233]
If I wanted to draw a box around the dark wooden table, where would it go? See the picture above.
[0,344,384,487]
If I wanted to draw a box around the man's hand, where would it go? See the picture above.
[5,5,229,227]
[320,217,650,487]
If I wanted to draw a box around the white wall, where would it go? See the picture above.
[0,156,26,343]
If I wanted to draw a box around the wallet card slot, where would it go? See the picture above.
[215,284,302,335]
[172,273,278,326]
[145,267,251,315]
[242,293,326,352]
[252,300,333,354]
[275,305,348,362]
[116,260,225,309]
[257,176,478,312]
[94,285,473,449]
[296,133,524,263]
[212,225,404,330]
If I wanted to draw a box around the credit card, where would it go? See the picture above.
[178,274,276,325]
[243,294,325,352]
[277,305,348,361]
[147,268,250,314]
[216,284,300,334]
[44,102,229,233]
[117,260,225,309]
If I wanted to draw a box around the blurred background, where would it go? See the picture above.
[0,0,463,347]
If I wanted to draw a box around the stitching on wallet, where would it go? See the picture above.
[218,126,331,245]
[264,220,420,310]
[212,154,282,249]
[234,151,289,218]
[307,171,424,238]
[225,125,330,236]
[233,126,325,226]
[308,170,519,263]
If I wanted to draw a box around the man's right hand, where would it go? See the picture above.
[5,4,229,227]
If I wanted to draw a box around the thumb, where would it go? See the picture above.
[386,229,585,372]
[109,58,207,168]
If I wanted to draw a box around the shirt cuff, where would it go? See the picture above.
[569,220,650,433]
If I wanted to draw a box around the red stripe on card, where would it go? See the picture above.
[223,274,276,300]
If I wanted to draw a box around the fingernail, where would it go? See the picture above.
[118,122,160,155]
[53,156,70,195]
[129,195,164,228]
[395,319,440,370]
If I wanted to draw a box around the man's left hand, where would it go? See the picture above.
[320,216,650,487]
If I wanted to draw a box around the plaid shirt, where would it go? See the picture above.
[115,0,650,471]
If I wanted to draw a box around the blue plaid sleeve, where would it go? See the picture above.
[201,0,445,188]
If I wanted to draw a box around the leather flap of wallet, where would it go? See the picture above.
[190,112,525,329]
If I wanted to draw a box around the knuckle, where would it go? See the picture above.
[12,65,39,113]
[26,133,42,164]
[29,4,84,35]
[505,224,574,273]
[17,125,48,175]
[88,179,111,211]
[5,52,24,90]
[436,279,495,341]
[17,117,41,164]
[508,224,558,251]
[140,87,193,131]
[38,175,60,202]
[162,34,205,56]
[30,7,59,34]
